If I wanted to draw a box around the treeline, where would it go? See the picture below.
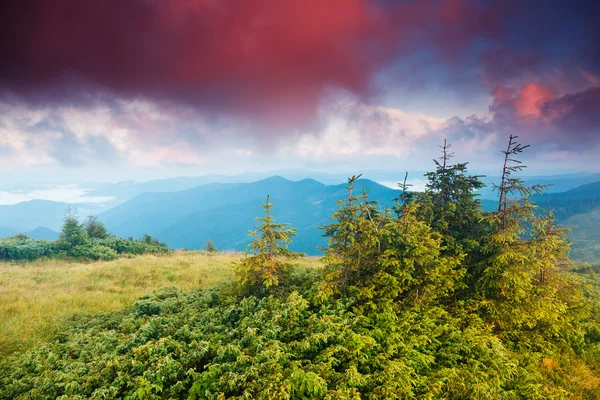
[0,211,169,261]
[2,136,600,399]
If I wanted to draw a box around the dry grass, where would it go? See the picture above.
[0,251,322,358]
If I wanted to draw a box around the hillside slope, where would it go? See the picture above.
[562,206,600,263]
[533,181,600,263]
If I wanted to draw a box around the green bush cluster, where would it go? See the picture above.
[90,237,169,256]
[1,277,598,399]
[0,234,57,260]
[70,244,118,261]
[0,213,169,262]
[1,138,599,398]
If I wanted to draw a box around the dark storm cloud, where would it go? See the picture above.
[542,87,600,145]
[0,0,401,123]
[1,0,599,171]
[0,0,510,125]
[439,84,600,154]
[480,48,542,84]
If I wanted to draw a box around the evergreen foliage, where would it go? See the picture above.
[475,135,583,333]
[420,140,487,257]
[235,195,302,297]
[83,215,109,239]
[205,238,218,253]
[140,233,165,247]
[0,234,56,260]
[1,138,599,399]
[0,211,169,262]
[320,175,462,311]
[57,208,88,249]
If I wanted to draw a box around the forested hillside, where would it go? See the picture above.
[533,182,600,262]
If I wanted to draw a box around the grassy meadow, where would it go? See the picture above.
[0,251,322,358]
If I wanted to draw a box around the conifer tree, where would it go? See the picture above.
[204,237,217,253]
[58,208,88,249]
[320,175,384,298]
[235,195,301,297]
[84,215,109,239]
[405,140,490,302]
[320,175,462,310]
[477,135,582,333]
[421,139,486,254]
[393,171,414,218]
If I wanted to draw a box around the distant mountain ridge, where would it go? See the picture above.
[0,200,102,237]
[98,175,600,260]
[533,181,600,221]
[532,181,600,263]
[1,173,599,261]
[0,226,59,241]
[99,177,399,254]
[82,170,350,207]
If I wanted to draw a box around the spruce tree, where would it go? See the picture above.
[393,171,415,219]
[204,237,217,253]
[476,135,582,333]
[84,215,109,239]
[234,195,301,297]
[320,175,462,310]
[421,139,487,256]
[58,208,88,250]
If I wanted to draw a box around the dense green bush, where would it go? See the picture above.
[70,244,118,261]
[2,279,598,399]
[0,235,56,261]
[84,215,109,239]
[92,237,170,256]
[0,211,169,262]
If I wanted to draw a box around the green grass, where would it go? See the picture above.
[0,251,322,358]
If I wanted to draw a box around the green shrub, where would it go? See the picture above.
[84,215,109,239]
[205,238,218,253]
[70,244,118,261]
[3,283,596,399]
[94,237,170,255]
[0,235,56,260]
[0,234,168,262]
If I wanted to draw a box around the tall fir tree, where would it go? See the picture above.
[320,175,462,312]
[58,208,88,249]
[234,195,301,297]
[421,139,487,255]
[476,135,583,333]
[84,215,109,239]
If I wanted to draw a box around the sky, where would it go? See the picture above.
[1,0,599,184]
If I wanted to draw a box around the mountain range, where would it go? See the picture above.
[98,177,398,254]
[1,173,599,262]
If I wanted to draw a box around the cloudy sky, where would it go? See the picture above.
[1,0,599,184]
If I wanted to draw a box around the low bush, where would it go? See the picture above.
[0,235,169,263]
[0,235,56,261]
[93,237,170,255]
[70,244,118,261]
